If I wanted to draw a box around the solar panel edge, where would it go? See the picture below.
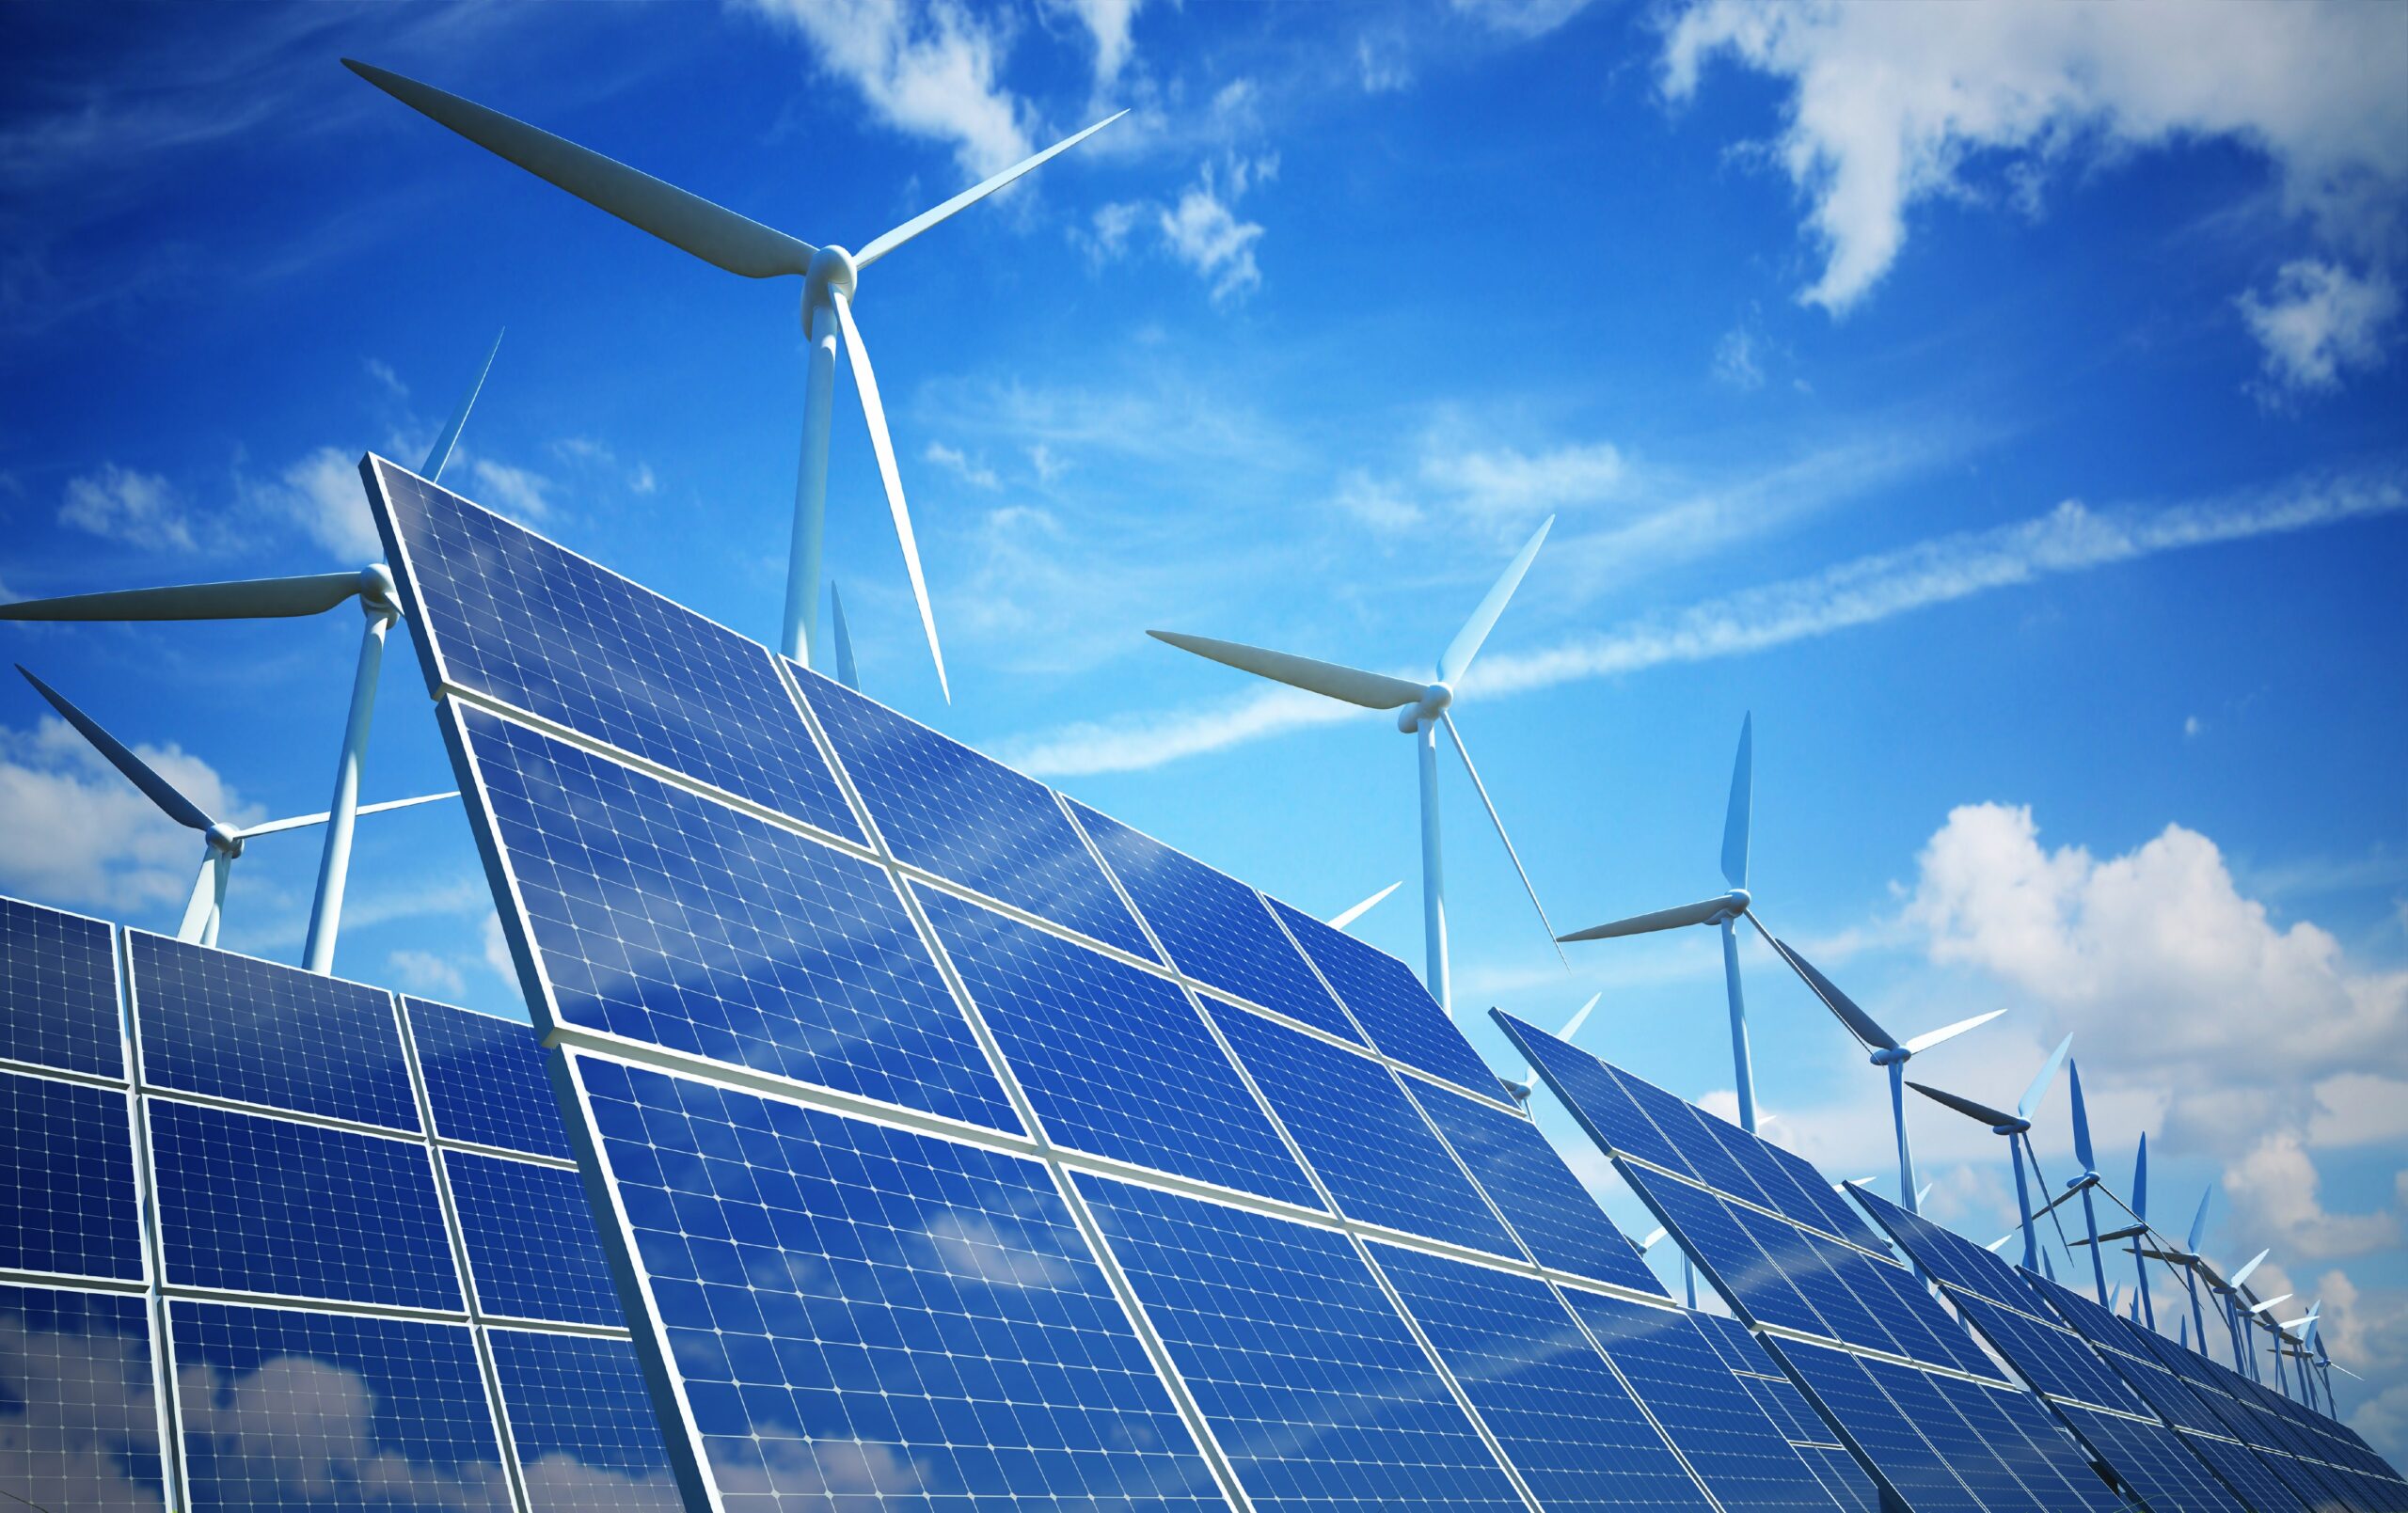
[362,452,458,705]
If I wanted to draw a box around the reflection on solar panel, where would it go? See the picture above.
[1498,1008,2128,1513]
[0,895,119,1078]
[369,455,1857,1509]
[0,894,672,1511]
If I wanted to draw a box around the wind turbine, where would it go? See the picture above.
[1,336,499,973]
[1149,517,1562,1015]
[1328,882,1402,933]
[1909,1032,2073,1270]
[347,60,1128,699]
[2065,1060,2113,1304]
[16,668,453,950]
[1504,993,1603,1105]
[1768,942,2002,1213]
[828,584,861,692]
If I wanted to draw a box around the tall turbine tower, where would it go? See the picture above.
[0,336,499,972]
[1149,517,1562,1014]
[346,60,1126,697]
[1909,1033,2073,1270]
[16,669,452,949]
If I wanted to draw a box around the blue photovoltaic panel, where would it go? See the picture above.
[405,996,572,1159]
[458,705,1021,1136]
[1925,1367,2123,1512]
[1857,1358,2058,1512]
[1266,898,1508,1100]
[566,1055,1227,1509]
[0,1069,141,1281]
[2063,1402,2251,1513]
[1562,1290,1847,1511]
[1411,1080,1664,1295]
[797,666,1153,957]
[130,931,419,1132]
[446,1150,621,1326]
[1069,800,1362,1044]
[916,885,1321,1209]
[0,1282,164,1510]
[1073,1172,1525,1510]
[1370,1243,1711,1510]
[150,1100,461,1311]
[1206,1000,1519,1256]
[369,457,862,842]
[1635,1174,1829,1337]
[1777,1340,1982,1512]
[489,1329,681,1512]
[1496,1014,1694,1174]
[0,895,119,1079]
[170,1300,505,1510]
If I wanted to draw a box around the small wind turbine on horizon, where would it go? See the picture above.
[1149,517,1564,1015]
[0,336,499,973]
[1909,1032,2073,1271]
[346,60,1129,701]
[2065,1059,2114,1304]
[16,668,453,951]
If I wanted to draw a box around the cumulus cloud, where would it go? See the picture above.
[1079,154,1275,303]
[0,716,254,912]
[1048,0,1146,86]
[467,457,554,523]
[2237,260,2401,400]
[59,465,196,552]
[2221,1132,2399,1261]
[923,440,1000,490]
[735,0,1032,178]
[177,1354,515,1509]
[245,445,379,561]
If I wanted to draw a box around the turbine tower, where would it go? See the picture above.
[347,60,1127,698]
[1149,517,1562,1014]
[1909,1032,2072,1270]
[0,336,499,973]
[16,668,452,950]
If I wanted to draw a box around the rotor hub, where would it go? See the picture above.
[1399,682,1454,732]
[205,823,245,859]
[358,562,403,619]
[803,245,860,329]
[1870,1046,1908,1067]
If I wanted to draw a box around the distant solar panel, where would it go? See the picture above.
[0,895,119,1078]
[1265,896,1510,1100]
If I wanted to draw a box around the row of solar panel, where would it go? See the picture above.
[0,894,679,1513]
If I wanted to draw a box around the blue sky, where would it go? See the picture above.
[4,0,2404,1458]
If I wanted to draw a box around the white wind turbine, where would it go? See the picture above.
[346,60,1128,699]
[16,668,452,950]
[1149,517,1564,1013]
[0,335,499,973]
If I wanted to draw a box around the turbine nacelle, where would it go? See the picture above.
[358,562,403,619]
[1396,682,1454,733]
[204,822,246,859]
[802,244,861,329]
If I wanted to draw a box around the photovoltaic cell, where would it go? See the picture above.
[565,1054,1227,1510]
[406,996,572,1159]
[1265,898,1507,1100]
[131,931,420,1132]
[1074,1173,1524,1510]
[0,1282,164,1511]
[150,1100,461,1310]
[0,1069,141,1281]
[489,1329,681,1512]
[0,895,119,1079]
[1636,1174,1828,1337]
[2063,1402,2251,1513]
[1370,1243,1712,1510]
[446,1150,621,1326]
[916,885,1321,1208]
[458,705,1020,1135]
[1411,1080,1664,1295]
[796,666,1153,957]
[369,457,861,842]
[1777,1340,1981,1512]
[1206,1000,1518,1256]
[1069,800,1362,1044]
[169,1300,505,1511]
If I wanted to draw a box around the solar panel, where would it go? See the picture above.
[447,1149,623,1326]
[406,995,575,1159]
[0,1068,142,1281]
[0,1281,166,1511]
[489,1328,682,1511]
[1264,896,1510,1099]
[0,895,119,1078]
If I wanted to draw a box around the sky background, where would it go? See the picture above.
[5,0,2404,1463]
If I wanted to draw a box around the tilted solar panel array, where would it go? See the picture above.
[368,452,1874,1510]
[1497,1008,2143,1513]
[0,892,678,1512]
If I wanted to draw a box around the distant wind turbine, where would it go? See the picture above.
[1504,993,1602,1105]
[2066,1060,2112,1304]
[1149,517,1563,1014]
[0,336,498,973]
[16,668,453,950]
[1909,1032,2072,1270]
[347,60,1128,699]
[1328,882,1401,933]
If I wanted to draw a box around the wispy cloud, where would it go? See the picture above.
[1002,467,2405,775]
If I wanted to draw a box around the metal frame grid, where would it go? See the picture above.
[365,452,1859,1512]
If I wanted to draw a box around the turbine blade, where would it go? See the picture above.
[1147,630,1426,710]
[1640,1226,1668,1251]
[2247,1292,2292,1316]
[1907,1079,2019,1129]
[343,60,816,279]
[2019,1032,2073,1122]
[1327,882,1400,931]
[1436,514,1552,686]
[1901,1007,2006,1057]
[1721,712,1752,890]
[2132,1132,2149,1221]
[2067,1058,2097,1174]
[2228,1248,2271,1289]
[830,290,947,701]
[2187,1187,2214,1254]
[421,328,504,483]
[235,790,462,839]
[829,582,861,691]
[1557,893,1733,941]
[1441,714,1563,967]
[857,110,1130,268]
[1,571,364,622]
[1558,991,1603,1043]
[17,666,214,832]
[1767,937,1898,1052]
[177,857,217,943]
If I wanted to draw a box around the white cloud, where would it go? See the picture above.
[483,912,516,984]
[2222,1131,2400,1260]
[2237,259,2400,400]
[1356,39,1413,95]
[630,462,658,496]
[1026,443,1067,483]
[467,458,554,523]
[1158,156,1273,303]
[1049,0,1145,85]
[735,0,1032,179]
[178,1354,515,1509]
[1713,323,1765,390]
[1330,468,1422,532]
[1451,0,1595,39]
[923,440,1000,489]
[0,1305,166,1512]
[248,445,379,561]
[1421,440,1626,520]
[1073,199,1147,268]
[1659,0,2408,351]
[0,716,255,912]
[363,357,406,399]
[58,465,194,552]
[387,948,466,999]
[2183,715,2204,739]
